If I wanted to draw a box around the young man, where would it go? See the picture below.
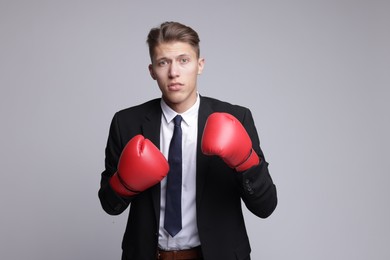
[99,21,277,260]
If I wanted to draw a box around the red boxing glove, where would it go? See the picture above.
[201,112,260,172]
[110,135,169,197]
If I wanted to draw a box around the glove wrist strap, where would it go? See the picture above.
[235,149,260,172]
[110,172,139,197]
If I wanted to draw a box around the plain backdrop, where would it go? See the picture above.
[1,0,389,259]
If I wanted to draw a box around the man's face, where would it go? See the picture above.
[149,41,204,113]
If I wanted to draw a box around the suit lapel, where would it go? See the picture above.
[196,97,213,207]
[142,108,162,147]
[141,102,163,224]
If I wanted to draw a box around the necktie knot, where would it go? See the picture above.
[173,115,182,127]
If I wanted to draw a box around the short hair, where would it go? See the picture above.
[147,21,200,60]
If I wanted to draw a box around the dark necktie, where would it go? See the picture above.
[164,115,183,237]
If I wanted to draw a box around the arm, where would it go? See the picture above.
[202,109,277,218]
[237,109,277,218]
[98,114,169,215]
[98,113,131,215]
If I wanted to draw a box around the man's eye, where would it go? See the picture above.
[180,58,189,64]
[158,60,168,66]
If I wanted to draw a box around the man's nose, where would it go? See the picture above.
[168,62,180,78]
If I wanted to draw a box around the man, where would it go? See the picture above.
[99,21,277,260]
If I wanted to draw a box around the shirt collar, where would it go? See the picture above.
[160,93,200,126]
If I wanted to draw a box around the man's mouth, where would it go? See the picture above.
[168,83,183,90]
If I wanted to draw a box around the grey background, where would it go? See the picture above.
[1,0,389,259]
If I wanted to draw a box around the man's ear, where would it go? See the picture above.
[197,58,205,75]
[148,64,156,80]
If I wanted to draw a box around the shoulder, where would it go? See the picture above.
[200,95,251,118]
[114,98,161,120]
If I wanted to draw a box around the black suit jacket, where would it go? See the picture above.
[98,96,277,260]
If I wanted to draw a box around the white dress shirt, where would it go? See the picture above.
[158,94,201,250]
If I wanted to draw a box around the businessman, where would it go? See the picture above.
[98,21,277,260]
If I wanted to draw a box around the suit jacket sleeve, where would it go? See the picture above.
[236,108,277,218]
[98,112,132,215]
